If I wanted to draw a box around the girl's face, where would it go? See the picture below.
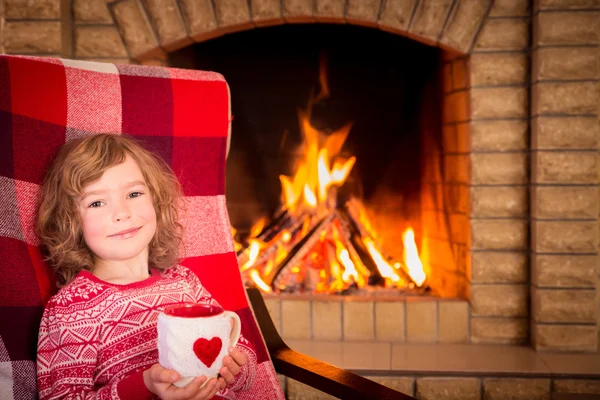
[78,155,157,266]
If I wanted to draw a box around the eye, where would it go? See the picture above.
[88,201,103,208]
[128,191,144,199]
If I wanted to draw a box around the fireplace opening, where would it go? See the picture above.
[169,24,469,299]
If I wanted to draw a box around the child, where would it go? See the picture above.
[36,134,256,400]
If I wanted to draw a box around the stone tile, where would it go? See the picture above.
[375,300,405,342]
[532,116,598,150]
[378,0,417,32]
[474,18,529,51]
[533,82,598,116]
[533,47,599,81]
[75,26,128,58]
[343,300,374,341]
[213,0,253,31]
[533,151,598,184]
[471,284,528,317]
[442,63,453,94]
[287,379,337,400]
[438,300,469,343]
[471,219,528,250]
[365,376,414,396]
[471,153,528,185]
[178,0,219,40]
[315,0,345,21]
[112,0,160,60]
[5,0,60,19]
[470,53,528,86]
[535,11,600,46]
[470,317,528,344]
[285,340,343,367]
[406,300,437,342]
[346,0,381,26]
[391,343,550,373]
[532,254,597,288]
[538,352,600,374]
[312,300,342,341]
[443,90,470,122]
[471,251,528,284]
[144,0,190,50]
[471,186,528,218]
[282,0,315,22]
[471,120,528,151]
[536,0,600,10]
[250,0,283,25]
[281,299,311,340]
[532,186,598,219]
[443,123,470,153]
[452,58,469,91]
[533,324,597,352]
[471,87,528,119]
[533,288,597,323]
[417,377,481,400]
[443,154,469,183]
[264,296,281,333]
[408,0,454,42]
[73,0,112,24]
[489,0,531,16]
[533,220,598,253]
[440,0,488,53]
[341,341,392,370]
[4,21,61,54]
[483,378,550,400]
[553,379,600,394]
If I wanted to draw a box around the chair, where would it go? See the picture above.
[0,55,413,399]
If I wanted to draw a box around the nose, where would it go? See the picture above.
[112,200,131,222]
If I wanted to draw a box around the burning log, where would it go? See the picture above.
[267,212,336,291]
[336,207,385,286]
[238,213,308,272]
[343,200,427,288]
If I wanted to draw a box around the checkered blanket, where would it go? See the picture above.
[0,55,283,399]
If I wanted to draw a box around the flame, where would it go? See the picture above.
[240,240,261,271]
[250,269,271,293]
[234,53,428,294]
[363,238,403,285]
[403,228,426,286]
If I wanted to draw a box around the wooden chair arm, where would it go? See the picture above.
[246,287,416,400]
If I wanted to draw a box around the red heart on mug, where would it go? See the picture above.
[193,337,222,368]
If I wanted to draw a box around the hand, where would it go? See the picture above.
[218,347,248,386]
[143,363,220,400]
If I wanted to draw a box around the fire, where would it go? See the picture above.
[234,55,428,294]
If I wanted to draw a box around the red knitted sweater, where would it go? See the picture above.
[37,265,257,400]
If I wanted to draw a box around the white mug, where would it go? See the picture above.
[157,303,241,387]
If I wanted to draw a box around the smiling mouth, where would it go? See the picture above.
[109,227,142,238]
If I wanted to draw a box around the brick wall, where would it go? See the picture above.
[531,0,599,352]
[467,0,531,345]
[1,0,599,352]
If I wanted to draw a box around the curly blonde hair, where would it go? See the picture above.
[37,134,184,287]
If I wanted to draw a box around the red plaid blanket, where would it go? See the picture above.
[0,55,283,399]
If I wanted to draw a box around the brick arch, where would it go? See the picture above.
[107,0,492,62]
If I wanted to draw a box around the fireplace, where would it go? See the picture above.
[170,24,469,300]
[23,0,593,353]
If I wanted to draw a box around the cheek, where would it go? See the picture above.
[140,199,158,230]
[80,212,105,242]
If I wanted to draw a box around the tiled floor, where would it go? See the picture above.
[285,340,600,377]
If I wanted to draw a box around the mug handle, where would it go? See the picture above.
[224,311,241,347]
